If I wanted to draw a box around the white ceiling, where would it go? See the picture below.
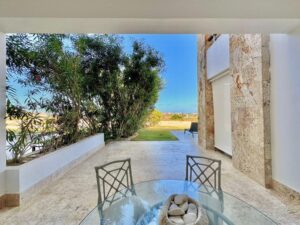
[1,0,300,33]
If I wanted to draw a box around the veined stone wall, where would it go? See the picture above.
[198,34,271,187]
[197,35,214,150]
[230,34,272,187]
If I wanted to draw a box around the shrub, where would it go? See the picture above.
[146,109,163,126]
[6,33,164,161]
[170,114,184,120]
[6,101,42,164]
[77,38,164,139]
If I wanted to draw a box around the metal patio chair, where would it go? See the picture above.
[185,155,224,225]
[95,158,149,224]
[185,155,221,190]
[95,158,136,205]
[184,122,198,137]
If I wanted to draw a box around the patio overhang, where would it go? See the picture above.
[1,18,300,34]
[1,0,300,33]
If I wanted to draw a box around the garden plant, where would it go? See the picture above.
[6,34,164,163]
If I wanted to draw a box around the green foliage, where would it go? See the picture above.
[131,128,178,141]
[73,36,164,139]
[146,109,163,126]
[6,34,164,162]
[6,102,42,164]
[45,55,84,144]
[170,114,184,120]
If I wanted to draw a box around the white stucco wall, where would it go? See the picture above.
[0,33,6,196]
[270,32,300,193]
[5,133,105,193]
[207,34,230,79]
[207,34,232,155]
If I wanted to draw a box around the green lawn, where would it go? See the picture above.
[131,128,178,141]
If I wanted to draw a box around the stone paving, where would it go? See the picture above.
[0,131,299,225]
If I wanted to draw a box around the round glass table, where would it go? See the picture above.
[80,180,278,225]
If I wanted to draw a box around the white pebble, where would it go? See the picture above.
[183,213,197,224]
[187,203,197,215]
[169,203,178,210]
[174,194,188,205]
[169,216,185,225]
[179,201,188,212]
[168,206,185,216]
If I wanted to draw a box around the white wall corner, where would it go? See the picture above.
[0,33,6,196]
[270,32,300,193]
[288,23,300,34]
[5,168,20,193]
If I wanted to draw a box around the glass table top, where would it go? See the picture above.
[80,179,278,225]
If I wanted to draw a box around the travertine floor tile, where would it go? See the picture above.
[0,132,299,225]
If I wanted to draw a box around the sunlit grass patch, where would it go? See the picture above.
[131,128,178,141]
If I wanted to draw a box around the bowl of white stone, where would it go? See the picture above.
[158,194,209,225]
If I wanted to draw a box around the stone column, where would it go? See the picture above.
[230,34,272,187]
[197,35,214,151]
[0,33,6,207]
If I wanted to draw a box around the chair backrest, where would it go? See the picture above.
[190,122,198,132]
[185,155,221,191]
[95,158,135,205]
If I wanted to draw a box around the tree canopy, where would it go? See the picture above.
[6,34,164,162]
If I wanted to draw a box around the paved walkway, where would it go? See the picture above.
[0,132,299,225]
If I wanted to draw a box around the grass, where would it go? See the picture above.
[131,128,178,141]
[131,120,194,141]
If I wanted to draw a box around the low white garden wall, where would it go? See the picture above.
[5,133,104,194]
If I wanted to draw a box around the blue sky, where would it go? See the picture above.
[120,34,198,113]
[11,34,198,113]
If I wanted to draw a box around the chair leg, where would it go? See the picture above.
[98,205,105,225]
